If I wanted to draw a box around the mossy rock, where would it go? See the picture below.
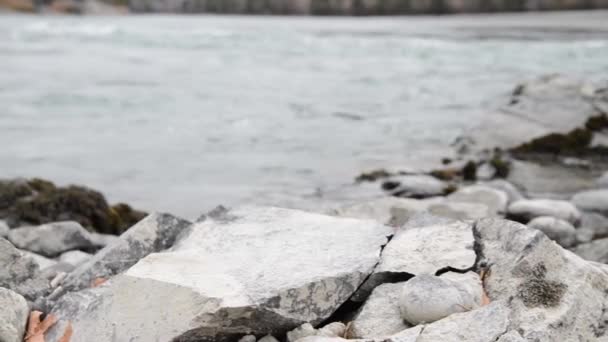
[3,179,147,235]
[0,179,33,210]
[585,114,608,132]
[511,128,593,156]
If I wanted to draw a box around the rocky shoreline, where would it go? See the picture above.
[1,74,608,342]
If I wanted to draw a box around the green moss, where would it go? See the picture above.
[0,180,33,210]
[110,203,148,233]
[586,114,608,132]
[511,128,592,155]
[462,161,477,181]
[490,157,510,179]
[356,169,393,183]
[27,178,56,193]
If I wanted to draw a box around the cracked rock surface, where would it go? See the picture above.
[46,206,391,342]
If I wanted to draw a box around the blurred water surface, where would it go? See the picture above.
[1,12,608,217]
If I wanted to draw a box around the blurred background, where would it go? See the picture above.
[1,1,608,219]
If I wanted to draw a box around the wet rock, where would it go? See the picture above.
[399,273,481,325]
[527,216,577,248]
[349,282,410,338]
[48,207,391,341]
[481,179,525,203]
[7,221,95,257]
[0,237,48,301]
[0,219,9,237]
[580,211,608,239]
[573,238,608,264]
[571,189,608,216]
[446,185,509,216]
[507,199,581,225]
[58,250,92,267]
[0,287,29,342]
[382,175,450,199]
[60,212,191,294]
[475,218,608,340]
[20,249,57,270]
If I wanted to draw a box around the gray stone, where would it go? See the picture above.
[317,322,345,338]
[48,207,392,342]
[0,288,29,342]
[88,232,119,248]
[475,218,608,341]
[481,179,525,203]
[398,273,480,325]
[20,249,57,270]
[596,171,608,188]
[573,238,608,264]
[527,216,577,248]
[476,162,496,180]
[580,211,608,239]
[332,197,442,225]
[58,250,92,267]
[572,189,608,216]
[576,226,595,245]
[384,175,449,199]
[427,201,492,221]
[507,199,581,225]
[287,323,317,342]
[259,335,279,342]
[60,212,191,293]
[349,282,410,338]
[238,335,256,342]
[446,185,509,215]
[0,237,49,301]
[7,221,95,257]
[353,220,475,302]
[0,219,9,238]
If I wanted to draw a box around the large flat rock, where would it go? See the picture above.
[48,206,392,342]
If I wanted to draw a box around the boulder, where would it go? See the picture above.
[286,322,346,341]
[0,287,29,342]
[527,216,577,248]
[572,189,608,216]
[7,221,96,257]
[352,220,475,301]
[58,250,92,267]
[88,232,119,248]
[238,335,256,342]
[382,175,449,199]
[0,219,9,237]
[59,212,191,293]
[446,185,509,215]
[573,238,608,264]
[259,336,279,342]
[47,207,392,342]
[475,218,608,340]
[398,273,481,325]
[348,282,410,338]
[481,179,525,203]
[0,237,48,301]
[507,199,581,225]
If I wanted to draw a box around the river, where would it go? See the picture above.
[1,11,608,218]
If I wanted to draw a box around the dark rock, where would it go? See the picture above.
[356,169,393,183]
[0,178,147,235]
[511,128,593,156]
[59,212,191,294]
[462,161,477,181]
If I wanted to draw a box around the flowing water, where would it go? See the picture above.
[1,11,608,218]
